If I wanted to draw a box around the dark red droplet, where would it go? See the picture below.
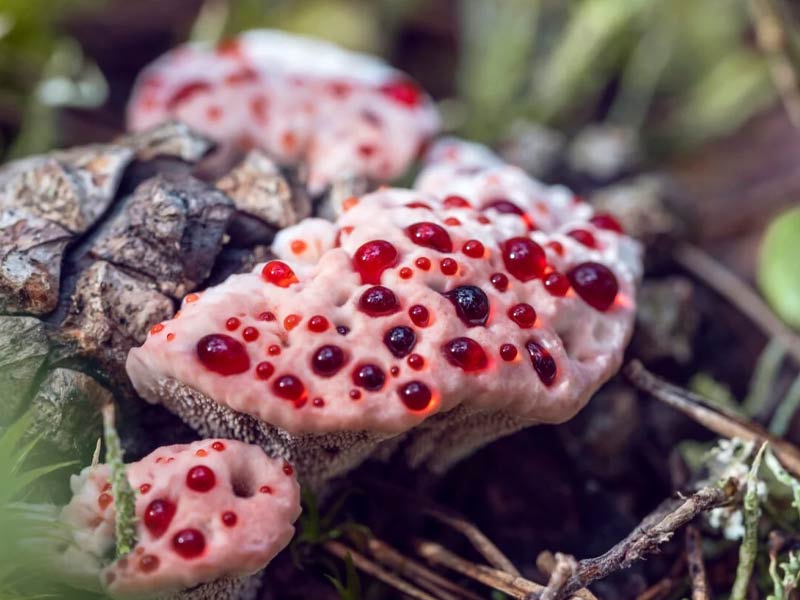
[390,366,400,376]
[283,463,294,476]
[406,222,453,253]
[211,441,225,452]
[144,499,177,538]
[462,240,485,258]
[140,483,151,494]
[350,389,362,400]
[508,303,537,328]
[444,286,490,327]
[258,311,276,322]
[272,375,306,402]
[172,529,206,559]
[313,397,325,407]
[186,465,216,492]
[256,361,275,380]
[353,240,398,285]
[546,241,564,256]
[500,344,518,361]
[568,229,597,248]
[526,340,557,386]
[567,262,619,311]
[590,213,624,234]
[490,273,509,292]
[225,317,240,331]
[242,326,259,342]
[268,344,281,356]
[196,334,250,376]
[543,272,570,296]
[443,338,488,372]
[440,258,458,275]
[308,315,329,332]
[222,511,238,527]
[407,354,424,370]
[336,325,350,335]
[259,485,272,494]
[415,257,431,271]
[139,554,160,573]
[358,286,400,317]
[406,201,432,210]
[166,81,212,110]
[352,364,386,391]
[502,237,546,282]
[398,381,432,411]
[311,345,346,377]
[384,326,417,358]
[261,260,298,287]
[399,267,413,279]
[443,195,471,208]
[482,198,524,215]
[379,79,422,107]
[409,305,430,327]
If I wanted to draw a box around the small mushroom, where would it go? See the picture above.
[127,30,440,195]
[55,439,300,599]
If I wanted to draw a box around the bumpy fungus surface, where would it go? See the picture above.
[57,440,300,599]
[127,139,641,443]
[127,30,439,193]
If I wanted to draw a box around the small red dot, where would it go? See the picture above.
[268,345,281,356]
[568,229,597,248]
[308,315,329,332]
[490,273,509,292]
[407,354,424,370]
[139,554,160,573]
[390,366,400,376]
[186,465,216,492]
[509,303,537,328]
[172,529,206,559]
[222,511,238,527]
[350,389,362,400]
[256,361,275,379]
[546,241,564,256]
[312,397,325,407]
[409,305,430,327]
[195,449,207,457]
[211,441,226,452]
[283,463,294,476]
[262,261,298,287]
[242,326,259,342]
[440,258,458,275]
[415,257,431,271]
[477,215,490,224]
[139,483,151,494]
[500,344,518,361]
[444,217,462,226]
[225,317,240,331]
[543,272,570,296]
[98,493,112,510]
[443,195,471,208]
[284,314,301,330]
[258,311,276,321]
[150,323,164,335]
[259,485,273,494]
[399,267,413,279]
[462,240,485,258]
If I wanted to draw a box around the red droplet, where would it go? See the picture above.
[407,354,424,370]
[98,493,112,510]
[476,215,491,224]
[526,340,557,386]
[172,529,206,559]
[186,465,216,492]
[500,344,518,361]
[211,441,225,452]
[398,381,432,411]
[462,240,485,258]
[258,311,276,322]
[406,201,432,210]
[352,364,386,391]
[196,334,250,375]
[568,229,597,248]
[399,267,413,279]
[259,485,273,494]
[221,511,238,527]
[195,449,208,457]
[379,79,422,107]
[543,272,570,296]
[225,317,240,331]
[268,344,281,356]
[242,326,259,342]
[443,338,487,372]
[144,499,177,538]
[358,286,400,317]
[440,258,458,275]
[415,257,431,271]
[409,305,430,327]
[567,262,619,311]
[406,222,453,253]
[308,315,329,332]
[337,325,350,335]
[312,345,345,377]
[166,81,212,110]
[262,261,298,287]
[443,195,471,208]
[353,240,398,285]
[283,463,294,476]
[444,286,490,327]
[590,213,624,234]
[502,237,546,282]
[139,554,160,573]
[350,389,362,400]
[312,397,325,407]
[284,314,301,330]
[482,198,524,215]
[150,323,164,335]
[490,273,509,292]
[390,366,400,376]
[272,375,306,402]
[384,326,417,358]
[139,483,151,494]
[102,482,112,492]
[546,241,564,256]
[508,303,537,328]
[256,361,275,380]
[444,217,462,226]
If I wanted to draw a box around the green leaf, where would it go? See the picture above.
[759,207,800,329]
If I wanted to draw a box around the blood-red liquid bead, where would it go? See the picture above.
[222,511,238,527]
[443,195,471,208]
[409,305,430,327]
[261,261,298,287]
[308,315,329,332]
[379,79,422,107]
[415,257,431,270]
[139,483,151,494]
[444,217,461,226]
[272,375,306,402]
[186,465,216,492]
[384,326,417,358]
[440,258,458,275]
[543,272,570,296]
[502,237,546,282]
[407,354,424,370]
[268,344,281,356]
[144,499,176,538]
[350,389,362,400]
[211,441,225,452]
[390,366,400,376]
[256,361,275,380]
[399,267,413,279]
[482,198,524,215]
[444,286,490,327]
[500,344,518,361]
[443,338,488,372]
[258,311,275,321]
[311,345,345,377]
[406,222,453,253]
[242,326,259,342]
[139,554,160,573]
[352,364,386,391]
[312,397,325,407]
[508,303,537,328]
[590,213,624,234]
[225,317,240,331]
[259,485,273,494]
[462,240,485,258]
[568,229,597,248]
[283,463,294,476]
[399,381,432,411]
[358,286,400,316]
[353,240,398,284]
[172,529,206,559]
[490,273,509,292]
[196,334,250,375]
[567,262,619,311]
[526,341,557,386]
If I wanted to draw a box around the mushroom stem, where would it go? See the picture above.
[685,526,710,600]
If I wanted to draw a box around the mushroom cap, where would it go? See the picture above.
[127,140,641,437]
[126,29,439,193]
[57,440,300,599]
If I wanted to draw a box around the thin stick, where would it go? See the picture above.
[538,552,598,600]
[540,553,579,600]
[624,359,800,477]
[366,538,483,600]
[324,540,440,600]
[422,507,521,575]
[685,526,710,600]
[673,242,800,367]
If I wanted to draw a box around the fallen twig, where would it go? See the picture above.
[624,359,800,477]
[685,526,710,600]
[540,553,579,600]
[537,552,598,600]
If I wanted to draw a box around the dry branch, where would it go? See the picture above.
[685,526,710,600]
[537,552,598,600]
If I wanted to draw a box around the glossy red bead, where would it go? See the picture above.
[308,315,329,332]
[172,528,206,559]
[358,286,400,317]
[353,240,398,285]
[398,381,432,411]
[567,262,619,311]
[442,338,488,372]
[186,465,216,492]
[261,261,298,287]
[196,334,250,375]
[406,222,453,253]
[272,375,306,402]
[490,273,509,292]
[144,499,176,538]
[409,305,430,327]
[590,213,624,234]
[462,240,485,258]
[543,272,570,296]
[311,345,345,377]
[508,303,537,328]
[502,237,546,282]
[500,344,518,361]
[568,229,597,248]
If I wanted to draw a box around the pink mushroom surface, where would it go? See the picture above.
[127,30,439,193]
[127,140,641,439]
[58,439,300,598]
